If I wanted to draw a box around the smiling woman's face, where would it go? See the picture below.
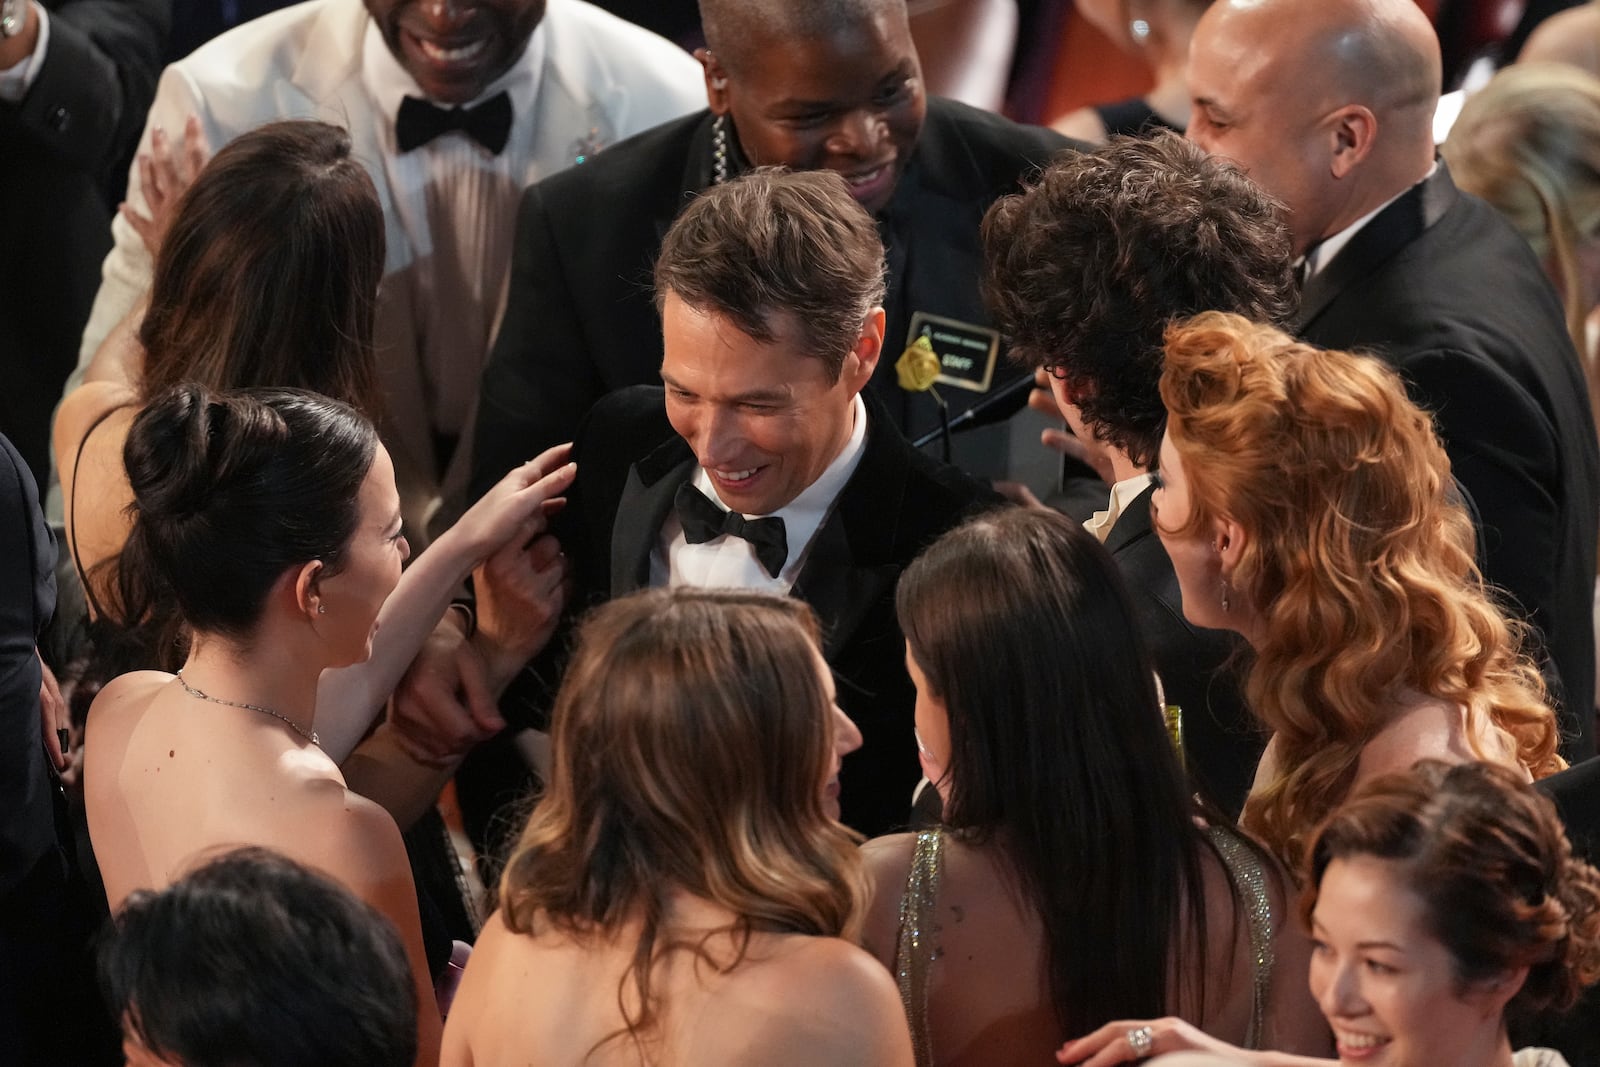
[1309,855,1516,1067]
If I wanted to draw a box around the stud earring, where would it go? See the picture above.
[1129,17,1151,41]
[317,604,326,615]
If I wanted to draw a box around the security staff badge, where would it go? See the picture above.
[903,313,1001,393]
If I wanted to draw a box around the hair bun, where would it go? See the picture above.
[124,383,286,523]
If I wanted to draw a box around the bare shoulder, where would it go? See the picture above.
[86,671,170,727]
[859,833,917,965]
[740,936,913,1067]
[55,381,137,459]
[1357,697,1475,785]
[292,779,412,891]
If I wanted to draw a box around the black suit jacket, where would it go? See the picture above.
[526,385,999,837]
[0,0,168,489]
[473,100,1074,498]
[1104,486,1261,818]
[1296,165,1600,758]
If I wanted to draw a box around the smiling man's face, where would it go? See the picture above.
[660,294,878,517]
[366,0,546,104]
[703,11,926,216]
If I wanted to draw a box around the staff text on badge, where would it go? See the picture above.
[906,312,1000,394]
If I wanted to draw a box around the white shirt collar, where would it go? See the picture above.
[1084,471,1155,543]
[359,16,545,120]
[1301,160,1439,281]
[664,393,869,591]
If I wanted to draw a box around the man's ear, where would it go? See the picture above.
[695,48,731,114]
[1328,104,1377,179]
[842,308,886,393]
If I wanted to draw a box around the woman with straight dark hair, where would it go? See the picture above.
[55,119,387,693]
[85,384,575,1067]
[860,507,1329,1066]
[1059,761,1600,1066]
[442,587,910,1066]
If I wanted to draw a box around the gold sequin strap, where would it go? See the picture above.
[1206,825,1274,1049]
[894,829,944,1067]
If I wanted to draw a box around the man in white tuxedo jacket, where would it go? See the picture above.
[72,0,703,535]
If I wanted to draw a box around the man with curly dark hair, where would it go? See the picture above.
[981,130,1294,815]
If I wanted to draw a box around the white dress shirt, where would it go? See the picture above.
[1084,471,1154,543]
[1302,161,1440,282]
[653,394,869,592]
[359,21,547,447]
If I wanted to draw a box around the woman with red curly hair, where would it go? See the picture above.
[1147,311,1563,870]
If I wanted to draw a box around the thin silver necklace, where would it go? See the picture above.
[176,669,320,747]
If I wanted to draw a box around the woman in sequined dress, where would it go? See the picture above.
[858,507,1331,1067]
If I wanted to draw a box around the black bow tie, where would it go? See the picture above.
[396,91,512,154]
[674,483,788,579]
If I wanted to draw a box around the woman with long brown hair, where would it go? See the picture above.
[441,587,909,1066]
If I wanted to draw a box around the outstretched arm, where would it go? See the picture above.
[1058,1018,1334,1066]
[316,445,575,762]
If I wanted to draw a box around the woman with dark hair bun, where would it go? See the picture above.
[860,507,1328,1067]
[85,384,575,1067]
[1059,760,1600,1066]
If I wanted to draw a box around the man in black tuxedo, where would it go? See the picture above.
[472,0,1074,496]
[404,169,996,840]
[1188,0,1600,757]
[982,133,1295,817]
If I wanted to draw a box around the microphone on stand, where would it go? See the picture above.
[911,373,1038,452]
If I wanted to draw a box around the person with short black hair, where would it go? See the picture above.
[101,847,418,1067]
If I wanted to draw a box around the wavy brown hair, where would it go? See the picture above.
[1304,760,1600,1026]
[499,587,865,1052]
[1160,312,1563,869]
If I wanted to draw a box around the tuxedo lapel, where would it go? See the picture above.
[288,0,368,107]
[1293,163,1459,333]
[1103,484,1156,556]
[609,437,694,596]
[792,403,912,661]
